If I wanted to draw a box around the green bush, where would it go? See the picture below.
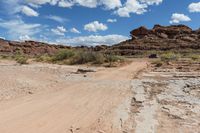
[161,52,180,62]
[0,55,9,59]
[14,52,28,64]
[105,54,124,67]
[92,52,105,64]
[70,51,104,64]
[35,54,52,62]
[34,49,125,66]
[189,54,200,61]
[105,54,124,63]
[51,49,75,62]
[15,56,28,64]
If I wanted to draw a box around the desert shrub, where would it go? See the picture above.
[51,49,75,62]
[14,52,28,64]
[70,51,105,64]
[161,52,180,62]
[35,54,52,62]
[93,52,105,64]
[152,60,163,67]
[188,54,200,61]
[105,54,124,63]
[15,56,28,64]
[0,55,9,59]
[105,54,124,66]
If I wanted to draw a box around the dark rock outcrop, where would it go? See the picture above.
[109,25,200,55]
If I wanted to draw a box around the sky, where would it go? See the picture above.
[0,0,199,46]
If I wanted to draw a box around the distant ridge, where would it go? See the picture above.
[0,39,71,56]
[0,25,199,56]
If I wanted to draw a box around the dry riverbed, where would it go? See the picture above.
[0,59,200,133]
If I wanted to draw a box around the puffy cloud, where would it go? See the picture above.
[19,35,31,41]
[1,0,163,18]
[107,19,117,23]
[70,28,81,34]
[0,18,41,39]
[115,0,148,17]
[84,21,108,32]
[45,15,68,23]
[21,6,39,17]
[55,34,129,46]
[139,0,163,5]
[115,0,163,17]
[188,2,200,13]
[51,26,67,36]
[169,13,191,24]
[75,0,98,8]
[100,0,122,9]
[58,0,74,8]
[24,0,59,6]
[25,0,121,10]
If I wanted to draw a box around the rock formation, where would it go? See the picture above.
[0,39,70,56]
[109,25,200,55]
[0,25,199,56]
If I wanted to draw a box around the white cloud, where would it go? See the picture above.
[188,2,200,13]
[84,21,108,32]
[55,34,129,46]
[21,6,39,17]
[115,0,148,17]
[24,0,122,10]
[0,36,6,40]
[0,18,41,39]
[100,0,122,9]
[70,28,81,34]
[1,0,163,18]
[1,0,23,15]
[51,26,67,36]
[19,35,31,41]
[75,0,98,8]
[107,19,117,23]
[169,13,191,24]
[24,0,58,6]
[139,0,163,5]
[28,3,41,8]
[58,0,74,8]
[45,15,68,23]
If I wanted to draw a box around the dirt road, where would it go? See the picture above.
[0,60,147,133]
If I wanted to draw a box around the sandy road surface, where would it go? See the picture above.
[0,60,147,133]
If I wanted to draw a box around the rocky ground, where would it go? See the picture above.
[128,60,200,133]
[0,59,200,133]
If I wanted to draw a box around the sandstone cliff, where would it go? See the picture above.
[108,25,200,55]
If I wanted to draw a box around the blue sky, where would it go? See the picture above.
[0,0,199,46]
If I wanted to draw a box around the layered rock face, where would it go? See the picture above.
[0,39,70,56]
[110,25,200,55]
